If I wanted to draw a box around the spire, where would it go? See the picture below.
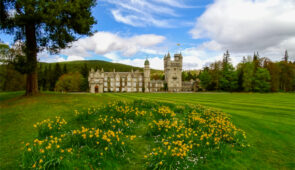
[284,50,289,62]
[167,52,171,58]
[101,68,104,72]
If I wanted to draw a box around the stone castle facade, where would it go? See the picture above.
[88,53,195,93]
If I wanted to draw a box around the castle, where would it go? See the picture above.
[88,53,195,93]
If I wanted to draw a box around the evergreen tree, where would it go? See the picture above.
[54,63,62,82]
[253,68,271,92]
[283,50,289,62]
[37,64,43,91]
[1,0,96,95]
[242,62,254,92]
[63,64,68,74]
[80,64,89,91]
[198,67,212,91]
[210,61,222,91]
[220,64,238,91]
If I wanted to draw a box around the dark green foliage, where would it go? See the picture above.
[220,63,238,91]
[198,67,212,91]
[0,0,97,95]
[253,68,271,92]
[182,71,197,81]
[62,64,68,74]
[198,51,295,92]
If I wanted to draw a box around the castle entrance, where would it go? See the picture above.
[95,85,99,93]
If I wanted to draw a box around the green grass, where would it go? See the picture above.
[0,92,294,169]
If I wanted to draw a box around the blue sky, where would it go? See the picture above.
[1,0,295,70]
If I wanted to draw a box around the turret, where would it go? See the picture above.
[144,58,150,92]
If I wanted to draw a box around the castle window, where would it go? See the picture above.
[116,88,119,92]
[116,82,120,86]
[104,77,107,81]
[127,82,131,86]
[139,82,142,86]
[104,82,107,86]
[133,82,136,86]
[122,82,125,86]
[104,88,108,91]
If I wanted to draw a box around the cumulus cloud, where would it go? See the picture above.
[103,0,196,27]
[60,31,165,58]
[190,0,295,59]
[113,57,164,70]
[38,31,166,64]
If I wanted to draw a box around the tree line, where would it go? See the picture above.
[198,50,295,92]
[37,63,89,92]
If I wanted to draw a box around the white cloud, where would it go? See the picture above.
[182,48,224,70]
[60,31,165,59]
[113,57,164,70]
[103,0,195,27]
[66,55,85,61]
[190,0,295,59]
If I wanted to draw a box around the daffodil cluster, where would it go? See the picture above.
[144,104,249,169]
[33,116,67,137]
[22,100,248,169]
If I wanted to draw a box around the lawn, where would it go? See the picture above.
[0,92,294,169]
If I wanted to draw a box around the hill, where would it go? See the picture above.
[39,60,162,74]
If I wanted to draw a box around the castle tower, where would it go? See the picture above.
[144,59,150,92]
[164,53,182,92]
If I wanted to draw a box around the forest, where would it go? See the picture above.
[0,43,294,92]
[198,51,295,92]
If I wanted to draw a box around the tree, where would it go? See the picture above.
[0,43,26,91]
[265,61,280,92]
[220,64,238,91]
[209,61,222,90]
[80,64,89,91]
[253,68,271,92]
[55,72,83,92]
[53,63,62,84]
[0,0,96,95]
[63,64,68,74]
[242,62,254,92]
[198,67,212,91]
[220,50,238,91]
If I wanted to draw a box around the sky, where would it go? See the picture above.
[1,0,295,70]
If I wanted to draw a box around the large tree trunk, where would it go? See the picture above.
[25,24,38,96]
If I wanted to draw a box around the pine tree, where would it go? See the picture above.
[283,50,289,62]
[63,64,68,74]
[0,0,96,95]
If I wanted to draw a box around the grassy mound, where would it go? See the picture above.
[21,100,248,169]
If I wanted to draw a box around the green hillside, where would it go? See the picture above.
[39,60,162,74]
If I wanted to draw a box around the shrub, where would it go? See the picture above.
[55,72,83,92]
